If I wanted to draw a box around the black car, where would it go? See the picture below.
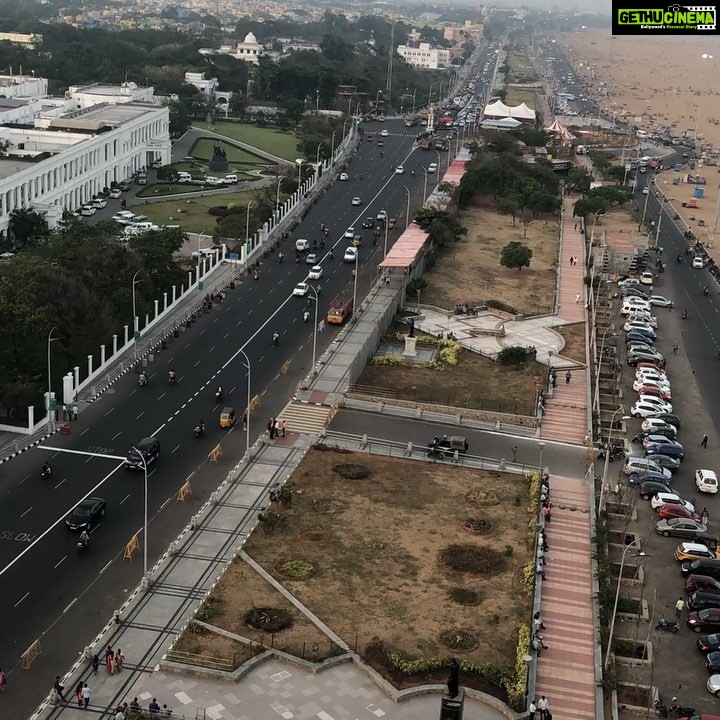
[65,497,106,531]
[707,650,720,673]
[361,217,374,229]
[125,437,160,469]
[626,332,655,346]
[638,427,677,441]
[637,479,672,500]
[650,413,682,430]
[689,591,720,612]
[682,559,720,578]
[647,453,681,473]
[622,287,651,299]
[697,634,720,653]
[646,444,684,460]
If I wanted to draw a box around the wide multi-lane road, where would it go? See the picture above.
[0,118,452,716]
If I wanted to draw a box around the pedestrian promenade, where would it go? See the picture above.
[540,198,589,445]
[534,475,596,720]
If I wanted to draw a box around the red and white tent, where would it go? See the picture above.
[545,119,575,141]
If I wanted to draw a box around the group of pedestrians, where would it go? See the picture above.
[267,417,286,439]
[528,695,552,720]
[61,403,79,422]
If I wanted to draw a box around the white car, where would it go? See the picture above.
[351,197,362,206]
[642,187,649,195]
[339,172,349,181]
[621,301,651,316]
[295,239,310,252]
[344,227,355,239]
[395,166,405,175]
[636,372,671,388]
[650,492,694,512]
[641,418,677,434]
[640,272,654,286]
[428,163,438,173]
[109,188,122,199]
[380,129,389,137]
[343,247,358,263]
[619,278,643,289]
[649,295,674,308]
[91,198,107,209]
[696,469,719,495]
[305,253,318,265]
[205,176,223,185]
[377,210,388,222]
[633,378,671,393]
[693,256,706,269]
[80,206,96,216]
[632,399,672,417]
[627,312,658,328]
[624,320,655,334]
[293,282,309,297]
[308,265,323,280]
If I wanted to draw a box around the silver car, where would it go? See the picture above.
[655,518,707,538]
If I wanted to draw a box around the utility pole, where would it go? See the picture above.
[386,18,395,99]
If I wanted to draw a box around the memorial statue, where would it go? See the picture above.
[208,144,229,172]
[447,657,460,698]
[409,319,415,338]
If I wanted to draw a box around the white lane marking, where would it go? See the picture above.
[136,411,144,420]
[14,592,29,607]
[158,392,166,400]
[19,474,30,485]
[112,431,122,440]
[105,407,115,416]
[20,506,32,518]
[63,597,78,613]
[209,346,216,352]
[80,428,90,436]
[120,493,131,505]
[0,461,126,579]
[54,478,66,489]
[172,444,181,454]
[99,560,112,575]
[160,498,171,511]
[40,446,126,461]
[194,360,201,367]
[54,556,67,569]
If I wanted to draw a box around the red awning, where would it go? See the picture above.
[379,223,428,268]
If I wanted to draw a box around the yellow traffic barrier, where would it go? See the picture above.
[209,445,222,463]
[124,534,140,561]
[21,639,42,669]
[177,480,192,502]
[281,360,290,374]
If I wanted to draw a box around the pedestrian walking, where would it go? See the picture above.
[540,529,549,550]
[574,222,577,230]
[82,682,91,708]
[114,648,124,671]
[105,644,114,674]
[538,695,549,720]
[115,707,126,720]
[575,293,581,303]
[569,256,574,266]
[72,404,79,421]
[550,370,557,388]
[533,615,545,634]
[702,507,710,525]
[675,597,685,618]
[536,559,546,580]
[528,699,537,720]
[511,446,518,462]
[91,654,99,674]
[532,633,548,655]
[54,676,67,701]
[673,343,679,355]
[274,418,282,438]
[62,403,68,422]
[75,681,83,707]
[279,418,286,437]
[565,370,572,384]
[267,417,275,439]
[702,433,709,448]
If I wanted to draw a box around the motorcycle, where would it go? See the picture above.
[193,423,205,438]
[272,332,279,346]
[329,248,334,259]
[670,702,695,718]
[76,533,90,552]
[41,464,52,480]
[168,374,177,385]
[215,389,222,403]
[655,617,679,633]
[682,309,687,319]
[139,374,147,387]
[303,310,310,322]
[677,255,682,263]
[278,252,285,264]
[654,699,669,718]
[597,445,623,461]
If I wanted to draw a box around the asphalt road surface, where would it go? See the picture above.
[0,116,451,717]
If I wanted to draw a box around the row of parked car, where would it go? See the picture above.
[615,277,720,697]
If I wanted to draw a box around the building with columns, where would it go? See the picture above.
[0,101,170,235]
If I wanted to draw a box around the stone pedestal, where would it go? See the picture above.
[439,688,465,720]
[402,336,417,357]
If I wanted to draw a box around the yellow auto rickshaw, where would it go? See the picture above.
[352,234,362,247]
[219,407,236,428]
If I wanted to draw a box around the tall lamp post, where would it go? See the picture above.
[132,270,143,355]
[403,185,411,227]
[237,349,251,458]
[307,285,319,371]
[245,200,255,245]
[605,540,645,670]
[423,169,429,202]
[427,82,435,108]
[599,406,627,511]
[330,131,337,165]
[275,175,283,217]
[538,441,546,474]
[352,249,359,316]
[593,325,616,414]
[316,142,323,167]
[130,446,150,580]
[296,159,305,191]
[383,218,390,259]
[47,326,59,431]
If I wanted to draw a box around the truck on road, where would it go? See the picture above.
[327,294,354,325]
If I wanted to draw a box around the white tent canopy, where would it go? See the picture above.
[483,100,536,122]
[512,102,536,121]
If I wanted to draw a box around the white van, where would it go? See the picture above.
[177,172,192,183]
[224,174,238,184]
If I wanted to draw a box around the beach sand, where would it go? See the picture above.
[558,31,720,247]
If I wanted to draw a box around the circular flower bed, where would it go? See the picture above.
[276,560,315,579]
[333,463,371,479]
[298,528,330,543]
[244,607,293,632]
[439,543,506,575]
[465,489,500,507]
[440,628,479,652]
[463,517,493,535]
[448,587,482,606]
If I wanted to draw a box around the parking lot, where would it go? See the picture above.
[598,251,720,714]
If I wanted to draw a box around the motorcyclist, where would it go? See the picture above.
[316,284,322,296]
[278,252,285,263]
[677,254,682,263]
[139,371,147,386]
[329,247,334,259]
[272,331,280,346]
[303,309,310,322]
[295,254,300,264]
[42,460,52,477]
[168,369,176,384]
[79,530,90,548]
[215,386,222,401]
[704,286,709,296]
[682,308,687,318]
[411,169,415,176]
[379,151,384,158]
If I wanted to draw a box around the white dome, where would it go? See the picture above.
[243,32,258,45]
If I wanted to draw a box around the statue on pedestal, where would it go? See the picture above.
[208,144,229,172]
[447,657,460,698]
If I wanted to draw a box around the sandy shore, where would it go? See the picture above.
[558,31,720,246]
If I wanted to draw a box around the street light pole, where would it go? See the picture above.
[47,326,58,431]
[237,349,251,458]
[307,285,319,371]
[428,82,434,108]
[593,325,615,414]
[330,131,337,165]
[132,270,142,353]
[383,218,389,259]
[275,175,283,217]
[423,169,428,202]
[245,200,255,243]
[297,160,304,191]
[403,184,411,227]
[130,446,149,580]
[538,441,546,474]
[605,540,645,670]
[316,142,323,167]
[411,89,416,115]
[599,406,626,511]
[352,249,359,315]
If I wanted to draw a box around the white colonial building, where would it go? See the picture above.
[65,82,156,109]
[397,43,451,70]
[0,101,170,235]
[184,72,218,96]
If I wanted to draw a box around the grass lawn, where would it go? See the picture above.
[190,138,270,169]
[422,197,559,316]
[557,322,586,364]
[505,88,538,109]
[193,121,300,162]
[136,183,208,198]
[507,51,537,83]
[176,448,532,701]
[135,191,254,234]
[356,338,544,415]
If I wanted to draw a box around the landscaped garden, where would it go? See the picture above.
[192,121,300,162]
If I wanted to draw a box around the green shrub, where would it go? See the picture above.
[497,346,531,365]
[486,298,518,314]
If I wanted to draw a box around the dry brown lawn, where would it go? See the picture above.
[557,322,586,364]
[505,88,538,110]
[595,206,638,237]
[423,198,559,315]
[242,449,533,681]
[357,348,545,415]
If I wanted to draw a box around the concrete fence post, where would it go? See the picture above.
[154,300,159,318]
[100,344,106,366]
[123,325,129,345]
[87,355,93,378]
[163,292,168,311]
[113,334,118,355]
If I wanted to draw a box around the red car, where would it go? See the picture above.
[637,386,672,401]
[657,504,701,522]
[688,607,720,632]
[686,575,720,595]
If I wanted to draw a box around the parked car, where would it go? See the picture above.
[636,373,672,389]
[638,426,677,442]
[629,470,674,486]
[624,456,671,478]
[646,454,682,473]
[691,592,720,611]
[627,348,664,366]
[637,480,673,500]
[632,399,673,417]
[626,335,655,350]
[697,469,719,495]
[650,295,674,308]
[638,386,672,402]
[646,443,684,460]
[656,518,707,538]
[683,560,720,578]
[688,608,720,632]
[651,493,694,512]
[642,435,681,450]
[697,633,720,652]
[688,577,720,596]
[649,413,682,430]
[658,504,701,521]
[624,321,657,337]
[676,543,717,562]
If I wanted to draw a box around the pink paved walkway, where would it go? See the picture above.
[541,197,589,445]
[534,198,597,720]
[535,475,596,720]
